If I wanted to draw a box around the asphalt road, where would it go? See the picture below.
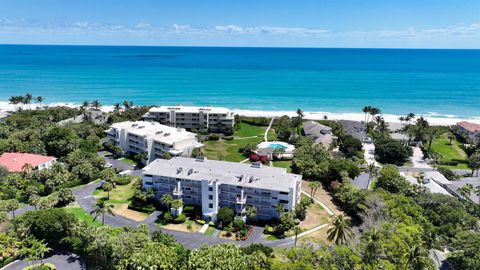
[3,253,83,270]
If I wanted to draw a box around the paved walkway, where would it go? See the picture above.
[2,253,83,270]
[411,147,432,169]
[363,142,381,168]
[264,117,275,142]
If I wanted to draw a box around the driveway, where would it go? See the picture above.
[353,173,370,190]
[363,142,380,167]
[3,253,83,270]
[411,147,432,169]
[97,151,135,171]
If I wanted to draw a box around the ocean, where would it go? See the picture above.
[0,45,479,120]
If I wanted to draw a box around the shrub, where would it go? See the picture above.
[438,167,460,180]
[224,136,234,141]
[195,219,206,225]
[264,225,274,234]
[187,221,193,230]
[233,218,245,231]
[163,212,174,223]
[173,214,187,224]
[208,134,220,141]
[374,139,411,165]
[208,221,215,226]
[183,205,195,215]
[115,175,133,185]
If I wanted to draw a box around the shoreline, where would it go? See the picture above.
[1,101,479,126]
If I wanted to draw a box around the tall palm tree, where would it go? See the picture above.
[401,241,434,270]
[362,106,372,124]
[327,215,352,245]
[293,226,302,246]
[91,202,115,225]
[102,182,113,200]
[113,103,121,114]
[81,100,89,110]
[24,93,33,109]
[91,100,101,110]
[28,194,40,210]
[308,181,320,202]
[123,100,131,110]
[406,113,415,125]
[161,194,173,210]
[8,96,20,110]
[447,132,456,145]
[5,199,19,231]
[274,203,284,219]
[366,163,378,189]
[370,107,381,120]
[245,205,257,224]
[35,96,45,109]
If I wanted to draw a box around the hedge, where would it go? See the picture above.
[115,175,132,185]
[173,214,187,224]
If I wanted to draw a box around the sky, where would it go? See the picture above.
[0,0,479,48]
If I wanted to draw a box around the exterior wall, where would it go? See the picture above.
[141,173,300,221]
[143,108,234,132]
[36,159,56,171]
[456,126,480,144]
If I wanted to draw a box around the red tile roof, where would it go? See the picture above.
[457,121,480,133]
[0,152,56,172]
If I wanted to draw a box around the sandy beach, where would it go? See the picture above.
[1,100,479,126]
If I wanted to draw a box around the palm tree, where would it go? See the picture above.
[366,163,378,189]
[91,202,115,225]
[161,194,173,210]
[406,113,415,125]
[308,181,320,203]
[35,96,45,108]
[363,228,383,264]
[274,203,284,219]
[5,199,19,231]
[327,215,352,245]
[123,100,131,110]
[245,205,257,224]
[468,151,480,176]
[293,226,302,246]
[24,93,33,109]
[171,199,183,217]
[362,106,372,124]
[81,100,89,110]
[91,100,101,110]
[401,241,434,270]
[28,194,40,210]
[35,239,51,266]
[113,103,121,114]
[8,96,20,110]
[429,152,442,171]
[102,182,113,200]
[369,107,381,120]
[447,132,456,145]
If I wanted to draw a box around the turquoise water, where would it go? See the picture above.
[0,45,479,118]
[268,143,288,150]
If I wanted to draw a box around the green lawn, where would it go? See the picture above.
[431,133,468,169]
[204,226,216,236]
[118,157,137,166]
[204,123,267,162]
[272,160,292,172]
[93,181,136,204]
[63,207,102,227]
[234,123,266,138]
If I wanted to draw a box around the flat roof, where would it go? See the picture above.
[142,157,301,192]
[107,121,198,145]
[148,105,233,114]
[0,152,56,172]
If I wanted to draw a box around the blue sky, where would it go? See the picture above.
[0,0,479,48]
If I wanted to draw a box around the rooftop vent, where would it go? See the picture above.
[176,167,183,174]
[188,168,194,175]
[249,176,254,183]
[164,133,170,137]
[155,131,163,135]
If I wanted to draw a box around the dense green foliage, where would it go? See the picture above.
[374,138,412,165]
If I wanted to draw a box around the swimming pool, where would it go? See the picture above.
[268,143,288,150]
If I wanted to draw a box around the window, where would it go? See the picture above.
[208,187,213,192]
[209,195,213,200]
[279,200,289,204]
[280,191,289,195]
[145,181,153,185]
[209,203,213,208]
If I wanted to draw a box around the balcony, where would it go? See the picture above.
[236,196,246,204]
[172,187,183,196]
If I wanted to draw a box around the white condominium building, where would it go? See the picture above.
[105,121,203,163]
[143,105,235,131]
[142,157,302,221]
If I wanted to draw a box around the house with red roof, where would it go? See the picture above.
[454,121,480,144]
[0,152,57,173]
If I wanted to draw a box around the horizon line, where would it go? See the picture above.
[1,43,479,50]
